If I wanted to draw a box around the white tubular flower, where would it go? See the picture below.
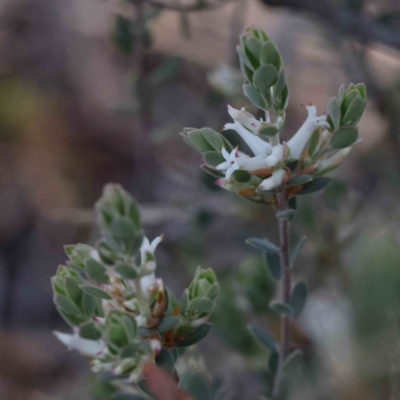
[140,236,163,265]
[265,144,284,167]
[236,153,268,170]
[287,105,329,159]
[216,147,240,179]
[224,121,271,156]
[139,273,163,301]
[54,329,106,357]
[227,105,263,133]
[258,169,285,191]
[318,147,352,171]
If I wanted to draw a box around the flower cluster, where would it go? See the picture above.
[181,27,366,206]
[52,184,218,382]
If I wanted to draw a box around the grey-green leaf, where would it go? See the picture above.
[85,258,109,284]
[297,177,331,195]
[276,209,295,219]
[248,325,277,351]
[54,294,81,317]
[243,84,267,109]
[155,347,175,375]
[79,321,102,340]
[286,174,313,187]
[290,281,307,318]
[203,151,225,168]
[342,95,365,126]
[80,285,112,300]
[176,323,213,347]
[269,301,292,315]
[179,367,213,400]
[246,237,279,254]
[157,316,180,332]
[330,126,358,149]
[260,41,281,70]
[290,235,307,265]
[115,264,138,280]
[190,297,214,314]
[282,349,303,374]
[264,251,281,280]
[253,64,278,94]
[328,97,341,130]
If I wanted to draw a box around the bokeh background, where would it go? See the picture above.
[1,0,400,398]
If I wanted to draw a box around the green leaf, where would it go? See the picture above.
[201,128,224,151]
[308,129,320,157]
[290,281,307,318]
[258,125,279,137]
[273,71,286,100]
[342,95,365,126]
[190,297,214,314]
[297,177,331,195]
[290,236,307,265]
[180,289,189,315]
[248,325,277,350]
[79,322,102,340]
[155,347,175,375]
[260,41,281,70]
[341,89,358,115]
[275,85,289,111]
[232,169,251,183]
[236,46,253,69]
[85,258,109,284]
[54,294,81,317]
[246,237,279,254]
[269,301,292,315]
[264,251,281,280]
[81,292,96,319]
[253,64,278,94]
[243,84,267,109]
[244,37,262,69]
[203,151,224,168]
[330,126,358,149]
[179,367,213,400]
[354,83,366,100]
[276,209,295,219]
[110,218,136,241]
[157,316,180,332]
[201,165,224,179]
[188,130,215,152]
[286,174,312,187]
[282,349,303,374]
[327,97,341,130]
[176,323,213,347]
[80,285,112,300]
[115,264,138,279]
[64,276,82,303]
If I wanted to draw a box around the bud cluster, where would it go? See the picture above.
[181,27,366,207]
[52,184,218,382]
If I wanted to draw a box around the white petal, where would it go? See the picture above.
[216,161,231,170]
[236,154,267,170]
[221,146,230,160]
[287,105,326,159]
[266,144,284,167]
[140,273,156,298]
[227,105,262,133]
[54,331,105,357]
[258,169,285,191]
[149,235,163,253]
[318,147,351,170]
[226,165,238,179]
[228,121,271,156]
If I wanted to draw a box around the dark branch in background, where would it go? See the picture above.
[260,0,400,51]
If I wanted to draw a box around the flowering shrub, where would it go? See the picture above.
[52,26,366,400]
[52,184,218,389]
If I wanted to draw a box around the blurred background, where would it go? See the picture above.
[1,0,400,398]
